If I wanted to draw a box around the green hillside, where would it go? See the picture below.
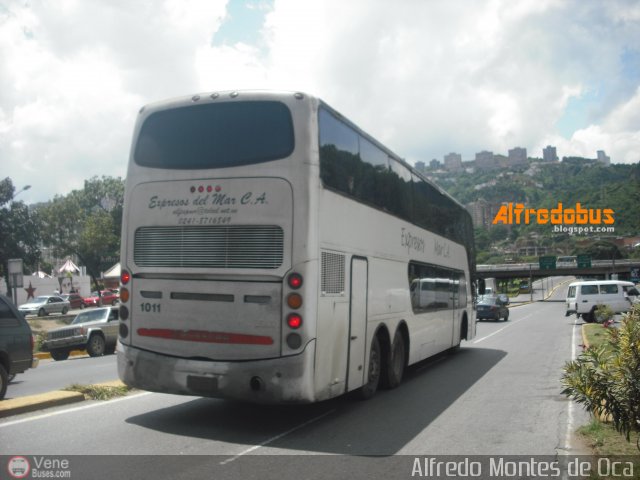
[428,158,640,262]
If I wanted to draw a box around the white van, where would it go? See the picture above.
[565,280,639,322]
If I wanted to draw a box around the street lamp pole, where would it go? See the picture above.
[11,185,31,201]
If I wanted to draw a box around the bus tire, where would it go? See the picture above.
[358,335,381,400]
[383,331,406,389]
[451,315,468,353]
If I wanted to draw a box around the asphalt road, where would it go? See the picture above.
[7,277,564,400]
[0,280,590,479]
[6,353,118,399]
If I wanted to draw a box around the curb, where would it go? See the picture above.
[0,380,126,418]
[35,350,87,360]
[581,324,590,349]
[506,278,573,309]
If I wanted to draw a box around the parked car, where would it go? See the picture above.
[476,295,510,321]
[60,293,85,309]
[83,290,119,307]
[565,280,639,322]
[18,295,71,317]
[0,294,39,399]
[41,307,120,360]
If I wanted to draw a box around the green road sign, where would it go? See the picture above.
[577,254,591,268]
[539,255,556,270]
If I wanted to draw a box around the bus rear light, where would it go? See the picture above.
[119,323,129,338]
[121,270,131,285]
[287,313,302,329]
[286,333,302,349]
[287,273,303,289]
[287,293,303,309]
[120,288,130,303]
[119,305,129,320]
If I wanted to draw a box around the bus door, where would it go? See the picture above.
[451,273,466,346]
[451,277,460,346]
[347,257,368,391]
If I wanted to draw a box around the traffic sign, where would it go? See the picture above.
[577,254,591,268]
[8,259,23,288]
[539,255,556,270]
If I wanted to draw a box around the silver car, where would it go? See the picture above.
[41,307,119,360]
[18,295,71,317]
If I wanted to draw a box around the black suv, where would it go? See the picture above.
[0,294,38,399]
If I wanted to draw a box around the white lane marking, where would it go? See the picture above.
[219,409,336,465]
[0,392,153,429]
[563,316,580,455]
[472,308,546,344]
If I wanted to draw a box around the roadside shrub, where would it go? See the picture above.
[594,303,614,324]
[561,304,640,445]
[34,331,47,352]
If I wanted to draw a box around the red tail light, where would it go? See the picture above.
[121,270,131,285]
[287,313,303,329]
[287,273,303,289]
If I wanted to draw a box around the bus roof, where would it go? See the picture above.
[136,89,467,214]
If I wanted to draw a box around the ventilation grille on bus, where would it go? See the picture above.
[321,251,345,295]
[134,225,284,269]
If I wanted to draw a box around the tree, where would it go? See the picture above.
[0,178,41,295]
[562,305,640,444]
[577,240,627,260]
[37,176,124,297]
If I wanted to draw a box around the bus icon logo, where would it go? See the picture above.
[7,456,30,479]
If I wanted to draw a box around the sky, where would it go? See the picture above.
[1,0,639,204]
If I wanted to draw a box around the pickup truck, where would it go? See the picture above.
[41,307,119,360]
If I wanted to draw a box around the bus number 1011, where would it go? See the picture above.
[140,303,161,313]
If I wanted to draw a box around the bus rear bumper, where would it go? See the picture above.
[117,340,317,404]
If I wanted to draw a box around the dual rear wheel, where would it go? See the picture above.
[358,331,406,400]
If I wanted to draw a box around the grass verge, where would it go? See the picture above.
[575,321,640,469]
[63,383,131,400]
[578,419,640,457]
[577,420,640,480]
[582,323,613,352]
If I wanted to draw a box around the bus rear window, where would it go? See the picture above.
[134,101,294,169]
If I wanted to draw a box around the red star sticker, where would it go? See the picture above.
[24,281,36,300]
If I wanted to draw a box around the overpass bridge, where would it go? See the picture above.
[476,259,640,280]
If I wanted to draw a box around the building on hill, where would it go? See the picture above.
[414,161,426,173]
[542,145,558,162]
[444,152,463,172]
[475,151,497,170]
[466,199,504,229]
[597,150,611,166]
[508,147,527,167]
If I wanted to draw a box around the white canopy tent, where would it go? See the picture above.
[57,258,81,274]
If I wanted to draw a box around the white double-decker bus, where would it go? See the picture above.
[117,90,476,403]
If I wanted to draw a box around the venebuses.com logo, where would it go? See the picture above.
[492,202,615,226]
